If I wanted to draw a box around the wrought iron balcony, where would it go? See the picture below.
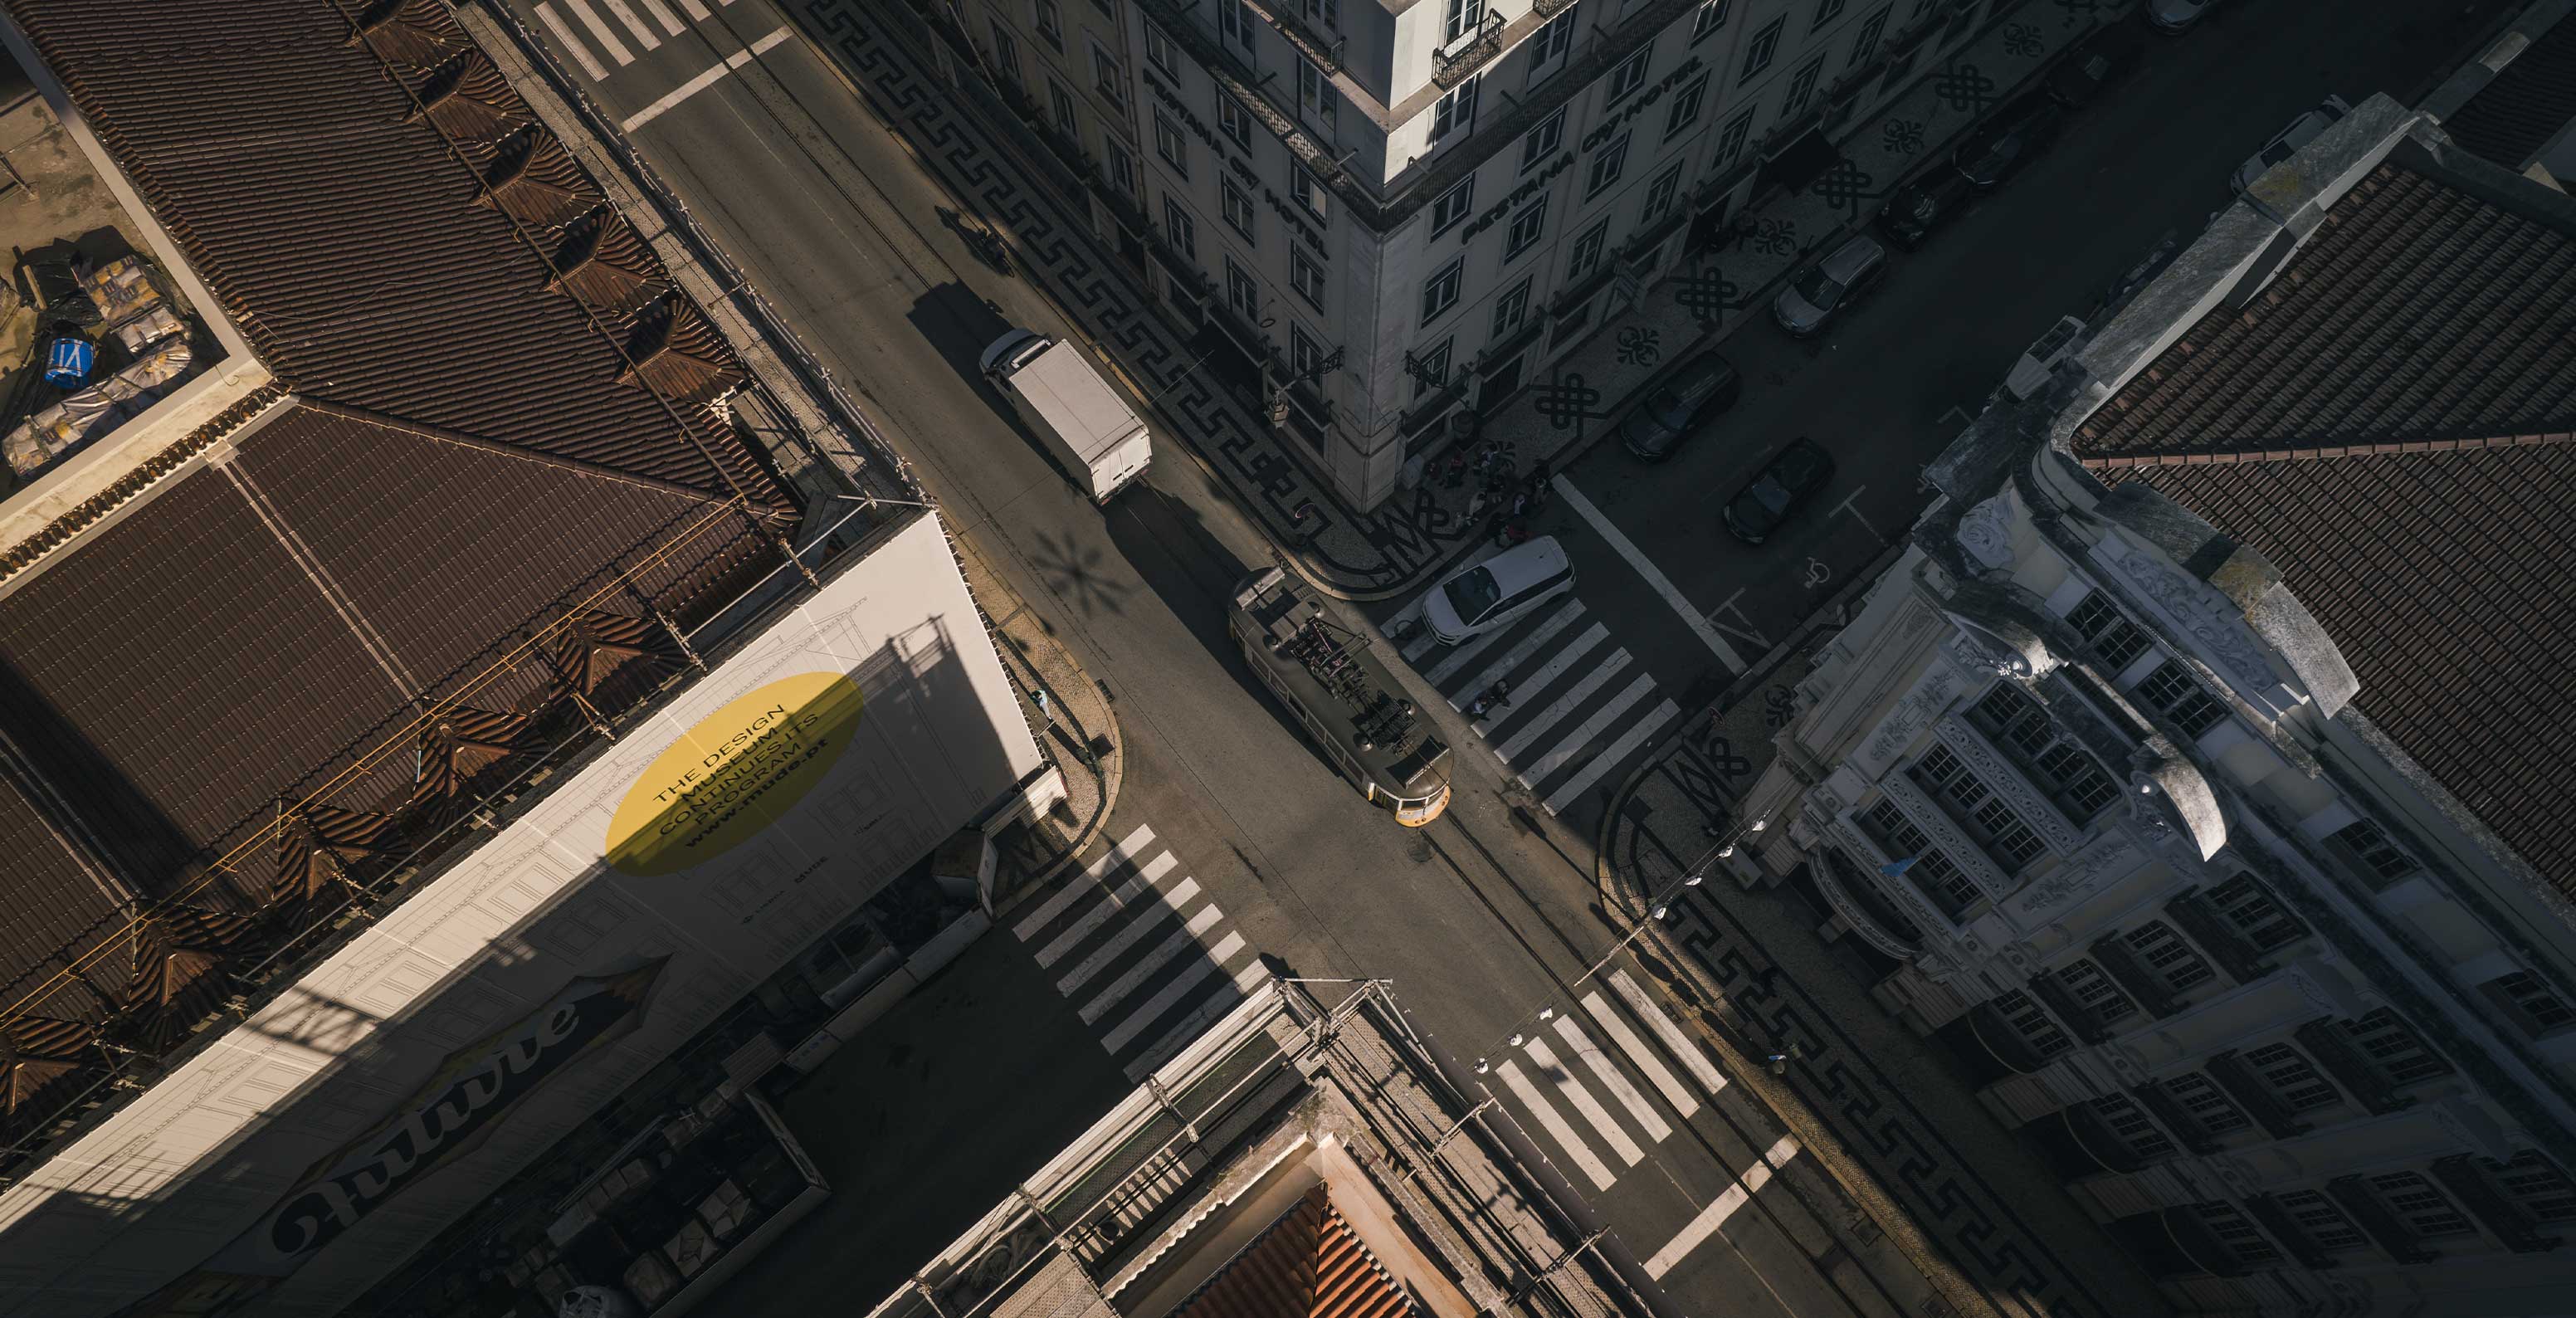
[1432,10,1507,90]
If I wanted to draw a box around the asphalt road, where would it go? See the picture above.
[488,0,2511,1314]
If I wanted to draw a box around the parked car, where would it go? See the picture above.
[1876,170,1977,251]
[1952,96,2066,189]
[1618,353,1742,460]
[1723,438,1837,544]
[2045,22,2146,107]
[2003,315,2087,402]
[2146,0,2222,33]
[1421,535,1573,645]
[2232,96,2353,194]
[1771,235,1889,338]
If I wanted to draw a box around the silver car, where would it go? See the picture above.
[1772,234,1889,338]
[2232,96,2352,195]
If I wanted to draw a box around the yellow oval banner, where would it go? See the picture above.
[605,671,866,876]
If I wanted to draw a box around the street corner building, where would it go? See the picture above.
[1721,79,2576,1318]
[0,1,1047,1314]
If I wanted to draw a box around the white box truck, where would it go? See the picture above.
[979,329,1152,503]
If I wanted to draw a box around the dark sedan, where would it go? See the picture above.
[1618,352,1742,460]
[1876,170,1977,251]
[1723,437,1837,544]
[1952,97,2066,190]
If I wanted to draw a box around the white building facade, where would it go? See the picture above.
[955,0,2022,509]
[1730,99,2576,1316]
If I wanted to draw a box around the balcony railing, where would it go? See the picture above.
[2325,1174,2442,1265]
[2295,1019,2414,1115]
[2204,1049,2313,1140]
[1432,10,1506,89]
[2430,1154,2565,1253]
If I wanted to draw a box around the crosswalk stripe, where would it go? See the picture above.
[637,0,687,34]
[1053,877,1197,991]
[1553,1017,1672,1142]
[1032,854,1181,969]
[1581,992,1699,1119]
[1493,647,1630,764]
[1544,696,1681,815]
[1012,825,1154,940]
[676,0,712,17]
[1101,930,1245,1052]
[1477,621,1607,729]
[1422,615,1517,685]
[1496,1060,1617,1190]
[561,0,637,64]
[1515,671,1656,788]
[1448,600,1583,710]
[1644,1135,1799,1279]
[1123,959,1270,1081]
[1079,906,1224,1024]
[600,0,665,46]
[534,3,612,78]
[1611,969,1728,1096]
[1524,1037,1644,1166]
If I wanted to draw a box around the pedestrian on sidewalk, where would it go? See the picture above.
[1032,687,1053,725]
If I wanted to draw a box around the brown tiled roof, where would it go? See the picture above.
[2440,12,2576,171]
[1176,1188,1416,1318]
[2077,159,2576,896]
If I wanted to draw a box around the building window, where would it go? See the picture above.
[1163,198,1197,257]
[1584,132,1631,199]
[1421,256,1464,323]
[1862,799,1978,918]
[1640,164,1684,225]
[2329,819,2421,888]
[1290,325,1324,379]
[2274,1189,2365,1253]
[1491,276,1533,339]
[1432,76,1480,144]
[1093,46,1128,111]
[1741,17,1784,79]
[1714,108,1756,171]
[1225,256,1259,319]
[2190,1202,2281,1267]
[2339,1008,2452,1084]
[1297,58,1334,131]
[1288,247,1325,309]
[2204,873,2305,953]
[1990,990,2071,1059]
[1303,0,1341,29]
[1107,143,1137,197]
[989,21,1022,85]
[2492,1150,2576,1224]
[1431,177,1475,237]
[1505,195,1549,259]
[1565,219,1609,281]
[1048,78,1081,134]
[1033,0,1062,49]
[1691,0,1732,41]
[1780,55,1826,117]
[1217,0,1254,52]
[1145,24,1178,77]
[2368,1171,2476,1240]
[2065,591,2150,671]
[1813,0,1850,26]
[1911,744,2045,871]
[2242,1042,2341,1112]
[1218,96,1254,150]
[1412,338,1453,400]
[1222,179,1257,241]
[2053,959,2138,1029]
[2034,742,2119,818]
[1520,107,1567,173]
[1528,9,1577,82]
[1295,168,1330,221]
[1443,0,1484,44]
[1850,6,1892,66]
[2485,970,2576,1037]
[2161,1071,2250,1135]
[1964,684,2118,819]
[1549,292,1593,346]
[2091,1093,2174,1162]
[1663,73,1710,141]
[1605,45,1654,105]
[2136,659,2226,737]
[2122,920,2214,994]
[1154,113,1189,176]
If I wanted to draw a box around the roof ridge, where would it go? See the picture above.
[2081,424,2576,471]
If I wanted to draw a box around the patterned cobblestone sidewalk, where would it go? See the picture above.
[802,1,2113,598]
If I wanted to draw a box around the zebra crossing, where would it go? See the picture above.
[1010,823,1268,1081]
[1388,554,1683,817]
[530,0,775,82]
[1481,969,1737,1192]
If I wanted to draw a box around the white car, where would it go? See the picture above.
[2233,96,2352,195]
[2146,0,2221,33]
[1420,535,1573,646]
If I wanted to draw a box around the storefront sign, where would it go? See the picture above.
[1578,56,1705,154]
[606,673,867,877]
[1461,152,1573,242]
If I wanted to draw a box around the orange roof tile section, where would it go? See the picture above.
[1178,1187,1417,1318]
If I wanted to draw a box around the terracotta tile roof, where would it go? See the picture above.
[2076,158,2576,895]
[1176,1188,1416,1318]
[2440,13,2576,171]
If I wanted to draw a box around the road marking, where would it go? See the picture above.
[1553,1018,1672,1141]
[535,2,614,77]
[1515,671,1654,789]
[1032,852,1182,968]
[1051,876,1197,989]
[1450,600,1584,710]
[1101,931,1245,1052]
[1481,622,1608,735]
[1705,587,1772,651]
[1544,696,1679,815]
[1581,993,1699,1119]
[1496,1061,1617,1190]
[1644,1135,1800,1279]
[598,0,664,46]
[1528,1035,1651,1163]
[637,0,687,34]
[1080,906,1225,1023]
[1552,475,1746,672]
[1831,484,1886,544]
[1422,612,1518,685]
[561,0,636,65]
[676,0,713,16]
[1611,969,1728,1096]
[1013,824,1153,940]
[1124,960,1271,1080]
[1495,647,1630,764]
[622,27,794,131]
